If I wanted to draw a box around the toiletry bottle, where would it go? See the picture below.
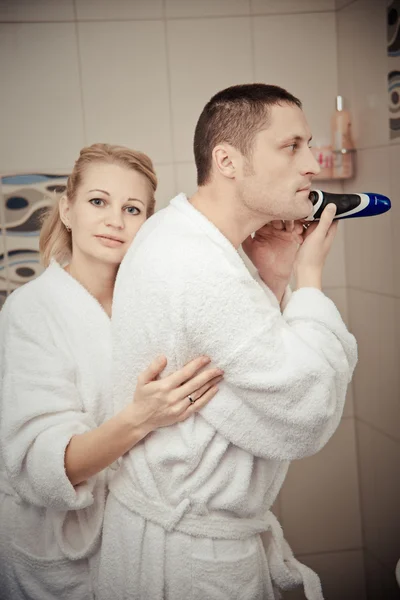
[331,95,354,179]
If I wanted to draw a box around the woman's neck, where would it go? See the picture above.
[66,256,118,317]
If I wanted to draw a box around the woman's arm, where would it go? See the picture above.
[65,356,223,486]
[1,297,222,507]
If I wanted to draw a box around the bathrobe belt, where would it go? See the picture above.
[109,474,324,599]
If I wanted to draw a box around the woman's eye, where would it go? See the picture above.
[89,198,104,207]
[289,143,298,151]
[125,206,140,215]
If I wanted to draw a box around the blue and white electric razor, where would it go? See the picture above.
[306,190,391,221]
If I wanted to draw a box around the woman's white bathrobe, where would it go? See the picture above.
[0,262,114,600]
[98,194,358,600]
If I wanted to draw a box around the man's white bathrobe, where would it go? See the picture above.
[0,262,114,600]
[99,194,357,600]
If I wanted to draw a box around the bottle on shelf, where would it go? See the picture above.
[331,95,354,179]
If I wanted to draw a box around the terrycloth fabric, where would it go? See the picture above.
[98,193,357,600]
[0,261,114,600]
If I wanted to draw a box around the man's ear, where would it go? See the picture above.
[212,144,239,180]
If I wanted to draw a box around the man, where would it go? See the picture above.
[98,84,357,600]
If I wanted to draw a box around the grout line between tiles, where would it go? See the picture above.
[335,0,358,11]
[163,2,179,195]
[0,178,10,296]
[355,417,400,447]
[364,547,399,576]
[73,6,88,145]
[296,546,364,559]
[348,286,400,301]
[349,417,366,562]
[249,16,257,84]
[0,9,337,26]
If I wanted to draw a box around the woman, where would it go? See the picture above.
[0,143,223,600]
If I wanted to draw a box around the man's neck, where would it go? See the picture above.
[189,185,270,249]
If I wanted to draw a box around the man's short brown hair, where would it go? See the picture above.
[193,83,302,186]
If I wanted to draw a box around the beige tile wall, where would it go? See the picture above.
[0,22,85,171]
[337,0,400,597]
[285,549,366,600]
[0,0,368,597]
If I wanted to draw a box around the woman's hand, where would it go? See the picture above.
[125,355,224,435]
[65,356,222,486]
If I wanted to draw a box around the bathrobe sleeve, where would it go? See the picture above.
[180,250,357,461]
[0,297,97,511]
[253,271,292,311]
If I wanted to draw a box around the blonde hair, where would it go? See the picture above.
[39,143,157,267]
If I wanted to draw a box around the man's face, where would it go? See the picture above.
[237,103,320,221]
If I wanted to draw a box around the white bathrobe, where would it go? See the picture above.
[0,261,114,600]
[98,194,357,600]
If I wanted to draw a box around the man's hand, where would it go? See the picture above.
[294,204,338,290]
[242,219,304,304]
[243,219,304,286]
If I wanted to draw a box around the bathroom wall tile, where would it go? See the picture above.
[78,21,173,164]
[364,551,400,600]
[322,287,354,418]
[323,286,349,325]
[349,289,400,442]
[0,180,8,304]
[336,0,388,150]
[175,163,197,198]
[251,0,335,14]
[166,0,250,18]
[253,12,337,146]
[280,419,362,555]
[283,549,366,600]
[396,299,400,378]
[154,164,176,212]
[351,0,388,150]
[336,0,355,112]
[0,178,4,228]
[0,0,75,22]
[167,17,253,162]
[357,422,400,573]
[343,147,394,296]
[389,144,400,298]
[4,234,44,289]
[0,174,64,291]
[322,224,347,288]
[0,228,8,307]
[75,0,163,20]
[0,23,84,172]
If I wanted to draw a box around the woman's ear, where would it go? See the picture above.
[59,195,71,228]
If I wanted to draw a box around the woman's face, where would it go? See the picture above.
[61,161,153,266]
